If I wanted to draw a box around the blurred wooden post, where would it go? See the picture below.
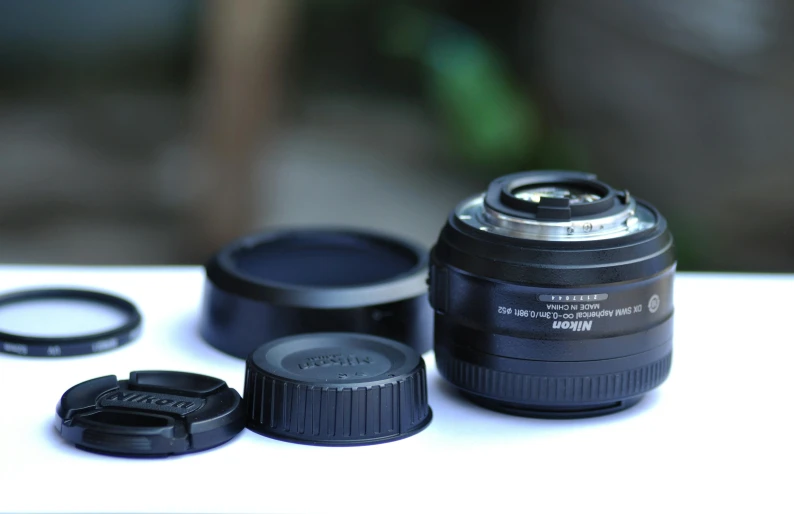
[187,0,295,260]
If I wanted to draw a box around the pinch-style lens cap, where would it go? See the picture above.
[56,371,245,457]
[244,333,432,446]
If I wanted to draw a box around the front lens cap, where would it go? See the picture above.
[56,371,245,457]
[244,333,432,446]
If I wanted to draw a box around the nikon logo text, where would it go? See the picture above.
[98,390,204,415]
[298,354,373,370]
[552,320,593,332]
[105,391,194,409]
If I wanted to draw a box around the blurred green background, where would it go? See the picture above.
[1,0,792,271]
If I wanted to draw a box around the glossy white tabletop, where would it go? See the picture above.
[0,267,791,513]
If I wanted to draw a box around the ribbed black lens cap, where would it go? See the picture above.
[244,333,432,446]
[56,371,246,457]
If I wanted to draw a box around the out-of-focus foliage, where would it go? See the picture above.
[381,5,543,171]
[382,6,540,169]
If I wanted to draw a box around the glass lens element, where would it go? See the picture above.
[0,298,130,337]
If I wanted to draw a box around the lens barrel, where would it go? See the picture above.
[430,171,676,418]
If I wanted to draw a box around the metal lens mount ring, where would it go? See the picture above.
[457,171,656,241]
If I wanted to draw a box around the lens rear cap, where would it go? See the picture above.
[245,333,432,446]
[56,371,245,457]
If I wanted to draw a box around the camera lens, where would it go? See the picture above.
[429,171,676,418]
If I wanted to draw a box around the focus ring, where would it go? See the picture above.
[436,350,672,406]
[244,363,431,445]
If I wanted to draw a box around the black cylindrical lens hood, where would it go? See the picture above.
[199,228,432,358]
[430,170,676,418]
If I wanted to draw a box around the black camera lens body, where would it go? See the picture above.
[430,171,675,418]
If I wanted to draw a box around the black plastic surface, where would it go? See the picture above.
[0,288,142,357]
[244,333,432,446]
[56,371,245,457]
[199,228,432,359]
[233,235,418,286]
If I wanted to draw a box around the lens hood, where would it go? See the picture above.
[199,228,432,358]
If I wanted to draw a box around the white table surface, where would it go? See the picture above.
[0,266,792,514]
